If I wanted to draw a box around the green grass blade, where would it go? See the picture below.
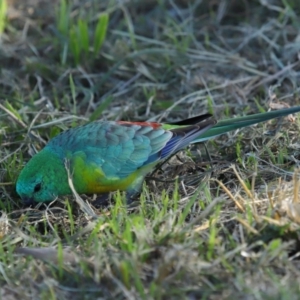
[93,13,109,56]
[89,95,114,122]
[78,19,89,55]
[56,0,70,37]
[0,0,7,36]
[69,26,80,65]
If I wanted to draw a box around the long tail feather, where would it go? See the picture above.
[192,106,300,143]
[168,113,213,125]
[160,119,216,159]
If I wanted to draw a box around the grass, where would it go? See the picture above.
[55,0,109,65]
[1,0,300,299]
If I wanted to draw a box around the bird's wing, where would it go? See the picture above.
[49,121,173,179]
[49,117,215,179]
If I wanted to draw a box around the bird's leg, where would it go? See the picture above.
[125,189,141,205]
[125,176,145,205]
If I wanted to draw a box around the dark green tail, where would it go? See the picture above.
[192,106,300,143]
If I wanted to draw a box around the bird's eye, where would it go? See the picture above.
[34,183,42,193]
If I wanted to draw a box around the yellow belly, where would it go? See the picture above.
[81,168,141,193]
[69,151,154,194]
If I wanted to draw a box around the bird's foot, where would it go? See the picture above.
[125,190,141,206]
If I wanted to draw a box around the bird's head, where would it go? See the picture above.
[16,148,71,205]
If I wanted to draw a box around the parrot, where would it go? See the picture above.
[16,105,300,205]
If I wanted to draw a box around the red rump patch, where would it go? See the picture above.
[117,121,161,129]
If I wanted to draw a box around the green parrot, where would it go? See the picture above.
[16,106,300,205]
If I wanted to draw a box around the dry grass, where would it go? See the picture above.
[1,0,300,299]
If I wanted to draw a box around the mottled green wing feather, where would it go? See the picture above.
[47,121,173,179]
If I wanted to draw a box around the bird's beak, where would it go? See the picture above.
[21,196,36,206]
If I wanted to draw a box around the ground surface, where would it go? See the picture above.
[1,0,300,299]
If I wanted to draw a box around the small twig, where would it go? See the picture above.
[293,168,300,204]
[64,160,98,219]
[0,103,27,128]
[214,179,245,213]
[235,217,259,235]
